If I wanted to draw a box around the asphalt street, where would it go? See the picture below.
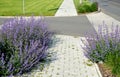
[110,0,120,3]
[46,16,95,36]
[96,0,120,21]
[0,16,95,36]
[0,18,11,25]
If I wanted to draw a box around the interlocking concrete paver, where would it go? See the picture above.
[22,35,102,77]
[55,0,77,16]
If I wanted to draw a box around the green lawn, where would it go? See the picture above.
[73,0,80,10]
[74,0,83,12]
[0,0,63,16]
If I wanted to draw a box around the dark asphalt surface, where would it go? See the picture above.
[0,16,95,36]
[96,0,120,21]
[0,18,11,25]
[46,16,95,36]
[110,0,120,3]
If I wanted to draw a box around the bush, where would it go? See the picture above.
[84,4,92,12]
[78,4,86,13]
[82,22,120,76]
[91,2,98,12]
[78,4,92,13]
[77,2,98,13]
[0,16,53,76]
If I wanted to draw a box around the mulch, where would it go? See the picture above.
[97,63,116,77]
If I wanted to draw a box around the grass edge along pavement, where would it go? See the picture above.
[0,0,63,16]
[73,0,98,14]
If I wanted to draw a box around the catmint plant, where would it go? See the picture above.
[82,22,120,62]
[0,16,53,76]
[82,22,120,76]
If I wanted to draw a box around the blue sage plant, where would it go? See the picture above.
[82,22,120,75]
[0,16,53,76]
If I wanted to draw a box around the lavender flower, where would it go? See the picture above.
[82,22,120,62]
[0,16,53,76]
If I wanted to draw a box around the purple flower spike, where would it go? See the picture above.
[82,22,120,62]
[0,16,53,76]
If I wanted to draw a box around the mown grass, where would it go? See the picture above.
[0,0,63,16]
[74,0,80,9]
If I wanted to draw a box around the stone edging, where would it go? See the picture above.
[94,63,103,77]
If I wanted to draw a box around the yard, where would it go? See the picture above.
[0,0,63,16]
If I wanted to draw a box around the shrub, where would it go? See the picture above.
[91,2,98,12]
[82,22,120,76]
[77,1,98,13]
[0,16,53,76]
[83,4,92,12]
[79,4,92,13]
[78,4,86,13]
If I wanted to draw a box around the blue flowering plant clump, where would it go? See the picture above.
[82,22,120,76]
[0,16,53,76]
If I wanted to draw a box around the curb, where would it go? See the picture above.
[94,63,103,77]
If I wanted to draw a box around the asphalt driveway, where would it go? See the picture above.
[46,16,95,36]
[0,16,95,36]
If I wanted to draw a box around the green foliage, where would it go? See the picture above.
[105,51,120,76]
[83,24,120,77]
[77,1,98,13]
[0,17,53,76]
[0,39,20,76]
[0,39,15,63]
[78,4,91,13]
[91,2,98,12]
[78,5,86,13]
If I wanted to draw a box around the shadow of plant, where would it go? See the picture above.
[48,8,59,11]
[20,35,63,77]
[19,52,58,77]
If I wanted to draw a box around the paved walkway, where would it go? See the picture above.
[87,12,120,32]
[55,0,77,16]
[2,12,120,77]
[22,35,102,77]
[2,1,120,76]
[3,12,120,77]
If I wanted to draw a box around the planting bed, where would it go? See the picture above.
[0,17,53,76]
[98,63,115,77]
[82,23,120,77]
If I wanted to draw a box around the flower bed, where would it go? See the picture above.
[82,22,120,77]
[0,16,53,76]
